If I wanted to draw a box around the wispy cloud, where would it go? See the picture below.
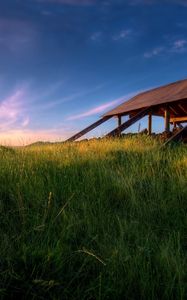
[172,39,187,52]
[144,47,165,58]
[0,88,30,131]
[144,39,187,58]
[112,29,132,41]
[0,82,107,145]
[90,29,132,43]
[90,32,102,41]
[0,85,74,145]
[66,92,138,120]
[22,117,30,127]
[67,99,122,120]
[34,83,106,110]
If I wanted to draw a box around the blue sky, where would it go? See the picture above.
[0,0,187,145]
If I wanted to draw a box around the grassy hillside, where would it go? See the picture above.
[0,137,186,299]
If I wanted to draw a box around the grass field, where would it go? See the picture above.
[0,136,186,299]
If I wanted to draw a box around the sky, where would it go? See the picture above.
[0,0,187,145]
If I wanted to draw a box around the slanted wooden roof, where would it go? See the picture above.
[103,79,187,117]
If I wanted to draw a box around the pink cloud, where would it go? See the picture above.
[0,82,107,145]
[0,87,30,131]
[0,89,23,124]
[22,117,30,127]
[0,84,79,145]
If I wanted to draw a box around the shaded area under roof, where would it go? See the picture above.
[103,79,187,117]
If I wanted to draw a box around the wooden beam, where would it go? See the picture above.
[164,108,170,133]
[170,116,187,123]
[105,107,151,137]
[178,104,187,115]
[169,105,179,116]
[148,112,152,135]
[164,125,187,145]
[66,116,112,142]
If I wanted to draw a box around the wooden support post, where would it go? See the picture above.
[118,115,122,127]
[117,115,122,136]
[148,112,152,135]
[164,108,170,133]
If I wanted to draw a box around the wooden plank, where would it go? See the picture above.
[105,107,151,137]
[170,116,187,123]
[164,125,187,145]
[66,116,112,142]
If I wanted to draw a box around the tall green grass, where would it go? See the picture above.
[0,137,186,299]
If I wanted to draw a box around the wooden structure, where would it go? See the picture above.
[66,79,187,143]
